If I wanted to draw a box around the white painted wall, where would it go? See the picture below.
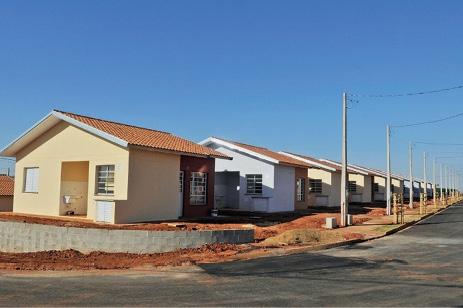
[272,164,296,212]
[208,143,280,212]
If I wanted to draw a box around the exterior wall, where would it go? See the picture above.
[307,168,339,207]
[0,220,254,254]
[13,122,129,221]
[60,161,89,215]
[348,174,371,203]
[392,179,404,194]
[294,167,309,210]
[209,144,275,212]
[114,148,179,224]
[0,196,13,211]
[272,164,296,212]
[180,156,215,218]
[374,176,387,201]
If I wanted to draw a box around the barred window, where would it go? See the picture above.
[348,181,357,193]
[374,183,379,192]
[97,165,115,195]
[246,174,263,194]
[296,178,305,201]
[190,172,207,205]
[309,179,322,194]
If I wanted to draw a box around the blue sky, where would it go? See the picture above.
[1,0,463,185]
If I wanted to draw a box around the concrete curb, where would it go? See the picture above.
[231,202,459,262]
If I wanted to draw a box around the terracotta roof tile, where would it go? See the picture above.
[0,175,14,196]
[213,138,310,168]
[55,111,230,159]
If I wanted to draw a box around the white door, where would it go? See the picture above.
[96,201,112,223]
[179,171,184,217]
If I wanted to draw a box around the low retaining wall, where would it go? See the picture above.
[0,220,254,254]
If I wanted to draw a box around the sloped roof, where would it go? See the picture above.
[279,152,339,171]
[319,159,370,175]
[1,110,230,159]
[0,175,14,196]
[200,137,311,168]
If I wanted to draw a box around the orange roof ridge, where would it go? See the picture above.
[0,174,14,196]
[54,110,172,135]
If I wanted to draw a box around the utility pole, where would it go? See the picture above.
[409,141,413,209]
[423,152,427,200]
[341,93,348,226]
[445,166,448,199]
[386,125,391,215]
[440,163,443,202]
[433,157,436,205]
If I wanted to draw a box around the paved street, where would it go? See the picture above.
[1,203,463,307]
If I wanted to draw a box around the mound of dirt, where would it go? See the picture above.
[260,229,343,246]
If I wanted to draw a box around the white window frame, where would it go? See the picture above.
[246,174,263,194]
[309,179,322,194]
[24,167,39,193]
[348,181,357,193]
[96,165,115,195]
[190,172,207,205]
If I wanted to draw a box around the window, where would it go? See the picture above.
[296,178,305,201]
[190,172,207,205]
[97,165,115,195]
[246,174,263,194]
[309,179,322,194]
[374,183,379,192]
[348,181,357,192]
[24,167,39,193]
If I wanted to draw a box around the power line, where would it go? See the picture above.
[348,84,463,98]
[414,142,463,146]
[391,111,463,128]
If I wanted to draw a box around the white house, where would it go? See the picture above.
[199,137,311,212]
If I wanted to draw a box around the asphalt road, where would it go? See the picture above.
[1,203,463,307]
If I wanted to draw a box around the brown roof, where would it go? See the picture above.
[285,152,342,171]
[0,175,14,196]
[213,138,310,168]
[55,110,230,159]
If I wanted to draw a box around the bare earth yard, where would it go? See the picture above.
[0,201,444,270]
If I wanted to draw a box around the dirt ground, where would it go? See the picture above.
[0,201,444,271]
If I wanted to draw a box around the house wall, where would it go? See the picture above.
[294,167,309,210]
[0,196,13,211]
[209,144,275,212]
[60,161,89,215]
[348,174,371,203]
[374,176,387,201]
[114,148,179,224]
[272,164,296,212]
[307,168,340,207]
[180,156,215,217]
[392,179,404,194]
[13,122,129,221]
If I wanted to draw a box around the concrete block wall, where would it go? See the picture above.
[0,220,255,254]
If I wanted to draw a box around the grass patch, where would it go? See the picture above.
[373,224,400,232]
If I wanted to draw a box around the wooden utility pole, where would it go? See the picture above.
[386,125,391,215]
[341,93,348,226]
[409,141,413,209]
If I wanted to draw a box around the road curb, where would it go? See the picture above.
[231,202,459,262]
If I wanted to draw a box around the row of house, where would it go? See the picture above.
[0,110,434,224]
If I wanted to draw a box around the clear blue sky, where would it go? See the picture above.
[1,0,463,185]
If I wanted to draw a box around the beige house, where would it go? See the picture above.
[280,153,371,206]
[0,110,229,224]
[0,174,14,211]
